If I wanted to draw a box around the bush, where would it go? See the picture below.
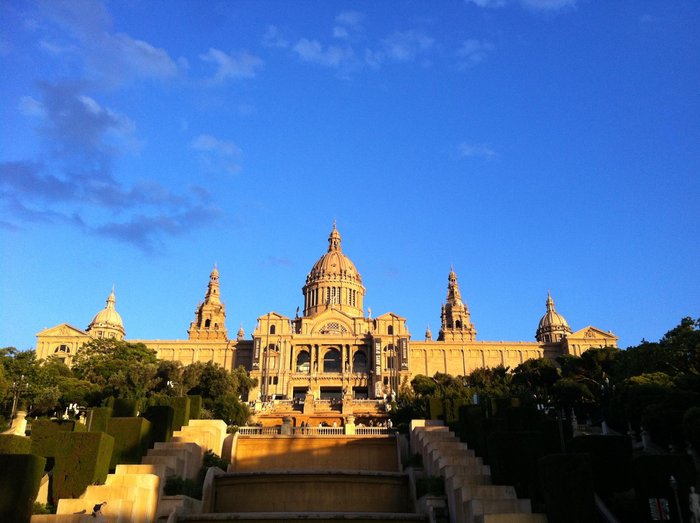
[164,475,202,499]
[538,453,596,523]
[111,398,139,417]
[487,431,547,503]
[52,432,113,502]
[152,397,190,431]
[428,397,444,420]
[416,476,444,498]
[569,435,632,494]
[0,435,32,454]
[30,419,81,459]
[188,395,202,420]
[105,417,151,470]
[87,407,113,433]
[142,405,174,445]
[0,453,47,523]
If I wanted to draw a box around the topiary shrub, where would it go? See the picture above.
[111,398,139,417]
[487,431,547,503]
[87,407,113,433]
[52,432,113,503]
[428,397,444,420]
[142,405,174,445]
[569,435,632,494]
[0,453,47,523]
[30,419,81,459]
[153,397,190,431]
[0,434,32,455]
[538,453,595,523]
[105,417,151,470]
[188,395,202,420]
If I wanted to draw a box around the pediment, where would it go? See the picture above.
[375,312,405,321]
[568,326,618,341]
[257,312,290,321]
[36,323,88,337]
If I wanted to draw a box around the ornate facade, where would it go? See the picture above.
[36,224,617,401]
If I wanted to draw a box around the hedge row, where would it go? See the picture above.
[52,431,113,502]
[105,417,151,470]
[30,419,85,459]
[0,453,46,523]
[0,434,32,455]
[142,405,174,445]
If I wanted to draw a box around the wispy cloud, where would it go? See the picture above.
[262,25,289,48]
[200,48,264,83]
[381,30,434,63]
[465,0,576,10]
[190,134,241,175]
[37,0,182,86]
[457,39,495,69]
[458,142,497,159]
[293,39,356,69]
[2,83,219,251]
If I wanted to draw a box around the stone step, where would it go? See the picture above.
[84,484,156,523]
[56,498,134,523]
[32,516,92,523]
[475,514,548,523]
[176,512,428,522]
[143,453,186,478]
[466,498,532,523]
[152,441,202,478]
[116,463,175,480]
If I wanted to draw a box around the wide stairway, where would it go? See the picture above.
[411,421,547,523]
[177,434,426,523]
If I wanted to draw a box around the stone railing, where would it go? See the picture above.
[237,426,395,436]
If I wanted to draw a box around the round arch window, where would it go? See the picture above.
[323,348,342,373]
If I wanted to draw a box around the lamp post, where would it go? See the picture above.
[669,475,683,523]
[10,374,28,419]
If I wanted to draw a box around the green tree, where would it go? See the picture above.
[71,339,159,403]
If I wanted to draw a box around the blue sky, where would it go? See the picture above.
[1,0,698,353]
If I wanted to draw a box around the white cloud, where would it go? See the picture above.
[465,0,576,10]
[108,33,179,80]
[465,0,507,7]
[190,134,240,156]
[19,96,46,117]
[458,142,497,158]
[335,11,364,29]
[190,134,241,175]
[333,26,350,39]
[293,39,354,68]
[200,48,264,82]
[457,39,495,69]
[382,30,434,62]
[521,0,576,10]
[262,25,288,48]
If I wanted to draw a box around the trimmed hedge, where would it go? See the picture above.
[53,432,113,502]
[569,435,632,494]
[632,454,695,523]
[87,407,113,433]
[487,431,547,502]
[188,395,202,420]
[538,453,596,523]
[0,453,46,523]
[142,405,174,444]
[106,417,152,469]
[30,419,84,459]
[0,435,32,455]
[154,396,191,431]
[428,397,444,420]
[111,398,138,417]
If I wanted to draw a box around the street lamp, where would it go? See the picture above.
[669,475,684,523]
[10,374,28,419]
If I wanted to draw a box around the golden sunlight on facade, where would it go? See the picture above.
[36,224,617,401]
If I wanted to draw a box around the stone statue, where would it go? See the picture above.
[690,486,700,523]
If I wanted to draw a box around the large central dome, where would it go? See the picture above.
[302,223,366,318]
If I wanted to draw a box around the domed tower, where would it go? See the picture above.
[188,266,228,341]
[438,267,476,342]
[86,288,125,340]
[536,291,572,343]
[302,222,366,318]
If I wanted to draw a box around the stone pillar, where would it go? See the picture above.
[281,416,293,436]
[345,415,356,435]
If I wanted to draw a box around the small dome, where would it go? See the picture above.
[237,324,245,340]
[87,289,125,337]
[536,292,571,342]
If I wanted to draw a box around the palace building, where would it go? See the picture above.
[35,224,617,401]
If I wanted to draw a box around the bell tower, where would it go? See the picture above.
[188,266,228,341]
[438,267,476,342]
